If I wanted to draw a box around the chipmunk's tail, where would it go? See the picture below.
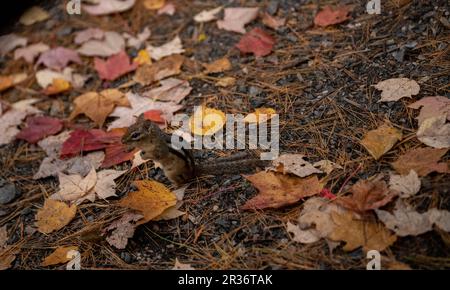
[196,158,270,176]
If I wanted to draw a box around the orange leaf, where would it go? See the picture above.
[391,147,449,176]
[35,199,77,234]
[41,246,78,266]
[314,5,351,27]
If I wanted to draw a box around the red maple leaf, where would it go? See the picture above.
[60,129,121,158]
[314,5,351,27]
[143,109,165,124]
[94,51,138,81]
[16,116,64,143]
[236,28,275,57]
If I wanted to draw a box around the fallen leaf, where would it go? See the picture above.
[217,7,259,34]
[157,2,175,15]
[189,106,226,136]
[101,142,137,168]
[41,246,78,266]
[123,27,151,49]
[360,124,403,160]
[35,199,77,234]
[376,199,450,236]
[236,28,275,57]
[95,169,127,199]
[0,73,27,92]
[389,170,421,198]
[314,5,351,27]
[78,31,125,57]
[416,115,450,149]
[43,78,71,95]
[143,0,165,10]
[133,49,151,65]
[36,47,82,71]
[391,147,449,176]
[0,33,27,55]
[215,76,236,87]
[0,99,41,145]
[144,78,191,103]
[83,0,135,15]
[154,185,187,221]
[261,12,286,30]
[334,178,397,213]
[328,211,397,252]
[374,78,420,102]
[172,258,195,270]
[104,212,143,249]
[269,154,322,178]
[34,131,105,179]
[69,89,129,127]
[60,128,122,158]
[143,110,165,123]
[119,180,177,224]
[16,116,64,143]
[133,54,184,86]
[35,68,87,90]
[202,57,232,74]
[242,171,322,210]
[108,92,182,130]
[146,36,184,61]
[94,51,138,81]
[408,96,450,126]
[14,42,49,63]
[313,160,342,175]
[51,168,97,203]
[194,6,223,23]
[74,28,105,44]
[243,107,277,124]
[19,6,49,25]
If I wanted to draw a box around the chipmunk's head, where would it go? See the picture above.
[122,114,161,149]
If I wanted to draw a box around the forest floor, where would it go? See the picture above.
[0,0,449,269]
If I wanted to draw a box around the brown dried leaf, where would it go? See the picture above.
[408,96,450,126]
[19,6,49,26]
[242,171,322,210]
[104,212,143,249]
[202,57,232,74]
[416,115,450,149]
[35,199,77,234]
[143,78,192,104]
[269,153,322,177]
[41,246,78,266]
[146,36,184,61]
[133,54,184,86]
[360,124,402,160]
[391,147,449,176]
[374,78,420,102]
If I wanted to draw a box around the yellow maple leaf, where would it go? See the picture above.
[35,199,77,234]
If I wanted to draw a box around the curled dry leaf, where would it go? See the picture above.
[194,6,223,23]
[408,96,450,126]
[14,42,49,63]
[104,212,143,249]
[269,153,322,178]
[389,170,421,198]
[94,51,138,81]
[143,78,192,103]
[374,78,420,102]
[416,115,450,149]
[118,180,177,224]
[314,5,351,27]
[83,0,135,15]
[261,12,286,30]
[19,6,49,25]
[360,123,402,160]
[36,47,82,71]
[16,116,64,143]
[391,147,449,176]
[189,106,226,136]
[216,76,236,87]
[376,200,450,236]
[334,178,397,213]
[35,199,77,234]
[202,57,232,74]
[133,54,184,86]
[242,171,322,210]
[69,89,129,127]
[0,33,27,55]
[0,73,27,92]
[217,7,259,34]
[41,246,78,267]
[78,31,125,57]
[236,28,275,57]
[146,36,184,61]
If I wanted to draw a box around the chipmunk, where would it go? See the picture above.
[122,114,269,186]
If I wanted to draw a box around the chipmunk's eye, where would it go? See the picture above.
[130,132,142,140]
